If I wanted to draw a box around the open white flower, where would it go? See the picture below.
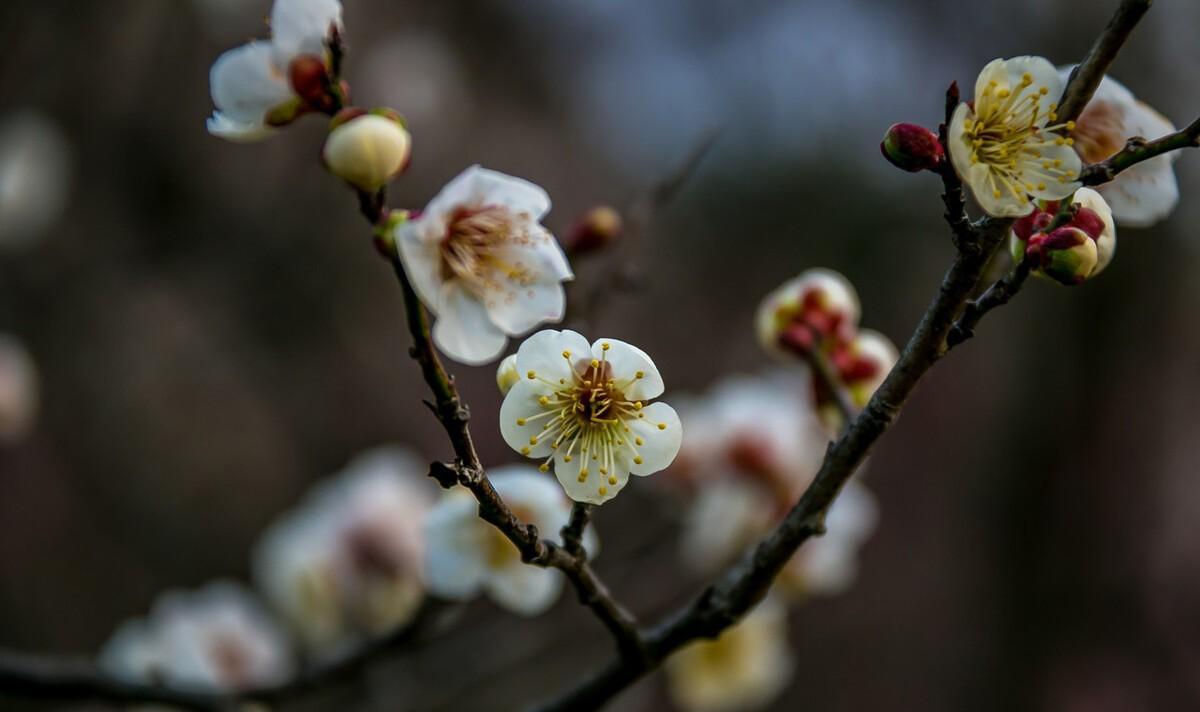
[1063,69,1179,227]
[396,166,573,365]
[253,446,432,656]
[664,598,794,712]
[424,466,577,616]
[207,0,343,141]
[948,56,1082,217]
[499,330,681,505]
[99,581,293,692]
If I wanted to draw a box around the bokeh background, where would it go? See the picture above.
[2,0,1200,710]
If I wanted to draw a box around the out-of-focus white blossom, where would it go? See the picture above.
[948,56,1081,217]
[832,329,897,410]
[396,166,573,365]
[664,598,793,712]
[0,112,71,249]
[496,353,520,395]
[1062,69,1179,227]
[756,269,860,359]
[322,111,411,192]
[674,373,877,599]
[0,335,37,443]
[253,446,432,656]
[499,330,681,505]
[424,466,577,616]
[207,0,343,141]
[99,581,292,692]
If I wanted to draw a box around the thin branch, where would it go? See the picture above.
[803,343,856,427]
[1057,0,1153,123]
[946,257,1032,349]
[561,503,593,558]
[1081,116,1200,185]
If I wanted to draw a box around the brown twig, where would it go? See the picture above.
[1081,116,1200,185]
[1057,0,1153,124]
[946,257,1033,349]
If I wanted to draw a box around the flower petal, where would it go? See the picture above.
[628,401,682,476]
[482,235,569,334]
[209,41,292,125]
[514,329,590,384]
[946,103,976,191]
[270,0,343,65]
[206,112,275,142]
[1099,163,1178,228]
[1023,141,1083,201]
[422,491,488,600]
[486,563,563,616]
[499,380,557,459]
[593,338,664,400]
[431,281,508,365]
[472,167,552,220]
[554,448,631,505]
[396,216,447,314]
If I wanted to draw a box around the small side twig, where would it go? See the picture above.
[946,257,1032,349]
[561,503,593,558]
[1081,116,1200,185]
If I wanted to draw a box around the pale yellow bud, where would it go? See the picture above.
[322,114,411,192]
[496,354,520,396]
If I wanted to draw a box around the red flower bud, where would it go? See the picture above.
[880,123,944,173]
[565,205,623,256]
[289,55,335,113]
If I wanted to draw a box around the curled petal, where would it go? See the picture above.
[209,41,292,126]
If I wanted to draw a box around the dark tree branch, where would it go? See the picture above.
[946,257,1032,349]
[1081,116,1200,185]
[561,503,593,558]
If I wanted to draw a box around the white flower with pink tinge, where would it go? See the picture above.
[1063,68,1179,227]
[499,330,682,505]
[396,166,573,365]
[424,466,589,616]
[99,581,293,692]
[253,446,433,657]
[207,0,342,141]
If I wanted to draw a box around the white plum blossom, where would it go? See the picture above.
[674,373,877,599]
[99,581,292,692]
[1063,69,1179,227]
[207,0,343,141]
[0,335,38,442]
[664,598,794,712]
[253,446,432,657]
[499,330,682,505]
[424,466,578,616]
[396,166,573,365]
[755,268,860,359]
[0,111,71,249]
[948,56,1082,217]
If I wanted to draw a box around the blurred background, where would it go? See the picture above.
[2,0,1200,710]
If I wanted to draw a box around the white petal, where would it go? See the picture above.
[499,380,557,459]
[209,42,292,125]
[1099,164,1178,228]
[471,166,552,220]
[206,112,275,142]
[1022,142,1083,201]
[431,281,508,365]
[514,329,591,384]
[270,0,343,64]
[486,563,564,616]
[973,58,1009,105]
[395,214,448,314]
[628,402,682,476]
[593,338,664,400]
[554,448,630,505]
[946,103,976,190]
[422,491,488,600]
[999,56,1061,104]
[422,165,492,222]
[970,167,1036,218]
[480,236,568,333]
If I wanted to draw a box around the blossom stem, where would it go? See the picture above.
[803,343,857,428]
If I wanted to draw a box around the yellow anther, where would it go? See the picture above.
[526,370,536,379]
[1037,182,1046,190]
[657,423,667,430]
[635,371,645,379]
[1065,137,1074,146]
[562,350,571,359]
[529,436,538,445]
[578,474,587,483]
[590,359,599,369]
[635,437,644,446]
[1021,72,1032,84]
[608,476,617,485]
[580,468,589,477]
[516,418,526,426]
[598,486,608,496]
[564,455,573,462]
[634,456,643,465]
[521,446,531,455]
[634,401,643,410]
[993,189,1002,198]
[601,343,611,351]
[538,396,549,405]
[1039,86,1049,95]
[1065,120,1076,131]
[539,463,549,473]
[997,88,1010,98]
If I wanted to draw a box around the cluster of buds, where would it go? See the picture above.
[1010,188,1116,285]
[756,269,896,423]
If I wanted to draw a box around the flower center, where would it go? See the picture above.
[1073,99,1126,163]
[961,73,1078,200]
[440,205,536,297]
[518,343,665,498]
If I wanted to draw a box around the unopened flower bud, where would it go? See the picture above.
[496,354,519,395]
[880,123,944,173]
[757,269,860,360]
[322,111,412,192]
[566,206,622,256]
[1011,188,1115,285]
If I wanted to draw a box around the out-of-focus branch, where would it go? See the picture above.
[803,344,857,427]
[1081,116,1200,185]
